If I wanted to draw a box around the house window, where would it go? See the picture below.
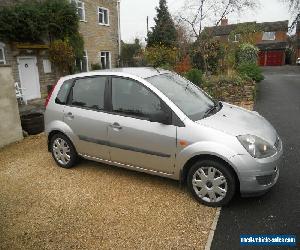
[81,50,89,72]
[71,0,86,21]
[0,43,6,65]
[234,34,241,42]
[262,32,275,41]
[43,59,52,73]
[100,51,111,69]
[98,7,109,25]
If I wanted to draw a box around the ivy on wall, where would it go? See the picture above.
[0,0,84,66]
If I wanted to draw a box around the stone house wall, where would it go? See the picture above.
[0,0,120,99]
[3,44,60,99]
[79,0,120,69]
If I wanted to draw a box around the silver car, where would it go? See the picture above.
[45,68,283,206]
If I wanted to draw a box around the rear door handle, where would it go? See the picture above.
[64,112,74,119]
[109,122,122,130]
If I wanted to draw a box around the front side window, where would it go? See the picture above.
[262,31,275,41]
[71,76,106,110]
[112,77,163,119]
[98,7,109,25]
[100,51,111,69]
[71,0,85,21]
[147,73,214,121]
[0,43,6,65]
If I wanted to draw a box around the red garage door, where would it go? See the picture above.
[266,51,284,66]
[259,50,284,66]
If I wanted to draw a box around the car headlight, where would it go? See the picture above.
[237,134,276,159]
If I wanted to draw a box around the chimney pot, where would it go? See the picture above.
[221,18,228,26]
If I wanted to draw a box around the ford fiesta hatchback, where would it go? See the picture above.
[45,67,283,206]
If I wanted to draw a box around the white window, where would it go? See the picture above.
[81,50,89,72]
[262,31,275,41]
[98,7,109,25]
[0,42,6,65]
[234,34,241,42]
[43,59,52,73]
[100,51,111,69]
[71,0,86,21]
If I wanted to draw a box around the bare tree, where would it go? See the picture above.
[282,0,300,30]
[178,0,257,39]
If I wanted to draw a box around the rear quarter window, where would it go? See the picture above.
[55,79,73,105]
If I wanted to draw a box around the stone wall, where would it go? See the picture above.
[80,0,119,68]
[4,44,60,99]
[0,65,23,148]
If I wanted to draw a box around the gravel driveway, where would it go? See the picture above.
[0,134,216,249]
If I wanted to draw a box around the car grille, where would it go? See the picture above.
[256,171,277,185]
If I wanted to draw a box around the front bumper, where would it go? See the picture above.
[230,139,283,195]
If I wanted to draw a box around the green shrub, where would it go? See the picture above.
[202,74,254,103]
[144,44,178,68]
[91,63,101,70]
[49,39,75,75]
[236,43,259,65]
[237,63,264,82]
[184,69,203,86]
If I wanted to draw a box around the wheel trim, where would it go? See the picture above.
[52,138,71,165]
[192,167,228,203]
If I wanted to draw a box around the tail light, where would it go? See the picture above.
[45,82,58,107]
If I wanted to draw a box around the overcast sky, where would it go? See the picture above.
[120,0,291,43]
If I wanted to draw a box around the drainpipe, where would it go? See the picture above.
[117,0,121,66]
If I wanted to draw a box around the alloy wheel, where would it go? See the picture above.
[52,138,71,166]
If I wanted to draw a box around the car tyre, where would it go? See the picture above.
[187,159,236,207]
[50,133,78,168]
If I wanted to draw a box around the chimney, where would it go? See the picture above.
[221,18,228,26]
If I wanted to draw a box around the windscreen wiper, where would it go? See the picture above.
[203,101,221,118]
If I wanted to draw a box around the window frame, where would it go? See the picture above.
[107,76,176,124]
[0,43,6,65]
[100,51,111,69]
[233,34,241,42]
[98,7,110,26]
[61,75,184,126]
[70,0,86,22]
[80,50,89,72]
[65,76,110,112]
[262,31,276,41]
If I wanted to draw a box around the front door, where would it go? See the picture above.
[63,76,110,160]
[107,77,177,174]
[18,57,41,100]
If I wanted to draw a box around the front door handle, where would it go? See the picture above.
[64,112,74,119]
[109,122,122,130]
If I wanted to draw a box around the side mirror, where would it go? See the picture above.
[149,110,171,125]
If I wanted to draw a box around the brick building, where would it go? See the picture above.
[204,19,289,66]
[0,0,121,101]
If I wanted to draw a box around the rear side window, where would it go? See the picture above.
[55,79,73,105]
[71,76,107,110]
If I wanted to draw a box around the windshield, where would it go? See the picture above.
[147,73,215,121]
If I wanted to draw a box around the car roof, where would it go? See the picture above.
[95,67,169,78]
[63,67,169,81]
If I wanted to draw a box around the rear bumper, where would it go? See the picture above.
[230,141,283,195]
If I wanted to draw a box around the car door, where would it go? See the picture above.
[107,76,177,174]
[63,76,110,160]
